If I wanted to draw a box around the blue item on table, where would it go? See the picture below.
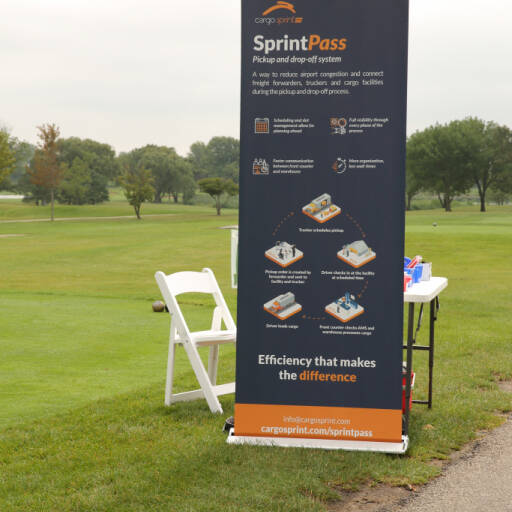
[413,265,422,284]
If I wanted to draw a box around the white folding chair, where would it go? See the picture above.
[155,267,236,414]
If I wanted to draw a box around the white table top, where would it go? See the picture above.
[404,277,448,303]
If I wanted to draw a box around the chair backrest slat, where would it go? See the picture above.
[163,271,216,296]
[155,268,236,335]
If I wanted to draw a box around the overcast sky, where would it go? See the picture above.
[1,0,511,156]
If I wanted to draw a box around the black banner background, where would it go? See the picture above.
[236,0,409,412]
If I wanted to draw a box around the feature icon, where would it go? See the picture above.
[255,118,270,134]
[265,241,303,267]
[332,158,347,174]
[264,292,302,320]
[338,240,376,268]
[330,117,347,135]
[325,292,365,323]
[302,193,341,223]
[253,158,270,175]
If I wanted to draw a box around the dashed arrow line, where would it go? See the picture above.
[302,315,326,321]
[344,211,366,239]
[272,211,295,237]
[357,279,369,299]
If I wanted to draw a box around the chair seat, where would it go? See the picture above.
[176,329,236,346]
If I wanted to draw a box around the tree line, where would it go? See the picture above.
[0,125,240,219]
[406,118,512,212]
[2,117,511,219]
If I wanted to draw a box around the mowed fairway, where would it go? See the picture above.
[0,204,238,427]
[0,202,511,511]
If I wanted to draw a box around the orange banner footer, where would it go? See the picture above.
[235,403,402,443]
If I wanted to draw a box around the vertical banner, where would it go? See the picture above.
[233,0,409,450]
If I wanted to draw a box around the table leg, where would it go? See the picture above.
[428,298,435,408]
[404,302,415,436]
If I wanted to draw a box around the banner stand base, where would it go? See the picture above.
[227,429,409,454]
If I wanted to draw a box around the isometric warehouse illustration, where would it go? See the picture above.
[337,240,376,268]
[325,292,365,323]
[265,241,303,267]
[302,193,341,223]
[264,292,302,320]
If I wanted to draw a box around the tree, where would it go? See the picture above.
[0,129,15,188]
[180,172,197,204]
[455,118,512,212]
[187,141,208,180]
[188,137,239,182]
[198,177,238,215]
[119,166,155,219]
[488,188,510,206]
[221,160,240,183]
[406,122,473,211]
[121,145,195,204]
[405,145,422,211]
[489,162,512,204]
[58,157,92,205]
[27,124,63,220]
[7,138,35,191]
[17,171,51,204]
[169,157,195,203]
[204,137,240,182]
[407,119,512,213]
[137,145,178,203]
[58,137,118,204]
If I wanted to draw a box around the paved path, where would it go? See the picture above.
[397,413,512,512]
[0,214,176,224]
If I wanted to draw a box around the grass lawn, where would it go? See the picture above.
[0,201,511,511]
[0,195,220,221]
[0,206,237,427]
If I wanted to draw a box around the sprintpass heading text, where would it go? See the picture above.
[254,34,348,55]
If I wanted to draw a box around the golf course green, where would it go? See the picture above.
[1,200,510,511]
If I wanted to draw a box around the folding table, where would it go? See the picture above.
[403,277,448,436]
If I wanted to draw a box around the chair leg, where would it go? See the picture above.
[165,342,176,406]
[208,345,219,385]
[184,342,223,414]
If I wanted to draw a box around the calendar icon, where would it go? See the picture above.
[254,118,270,134]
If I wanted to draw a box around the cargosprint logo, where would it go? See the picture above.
[255,1,304,25]
[263,1,296,15]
